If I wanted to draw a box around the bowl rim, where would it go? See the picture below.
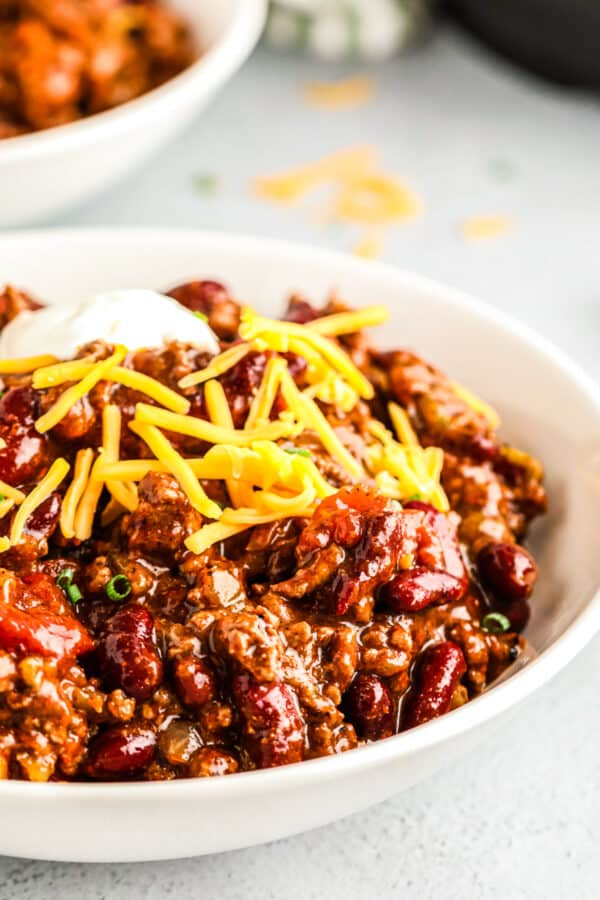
[0,0,267,163]
[0,225,599,801]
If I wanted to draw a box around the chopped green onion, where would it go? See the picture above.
[66,583,83,605]
[106,574,131,602]
[489,158,516,182]
[0,493,5,502]
[481,612,511,634]
[405,493,422,502]
[194,311,208,322]
[192,173,219,194]
[57,568,75,591]
[284,447,312,459]
[57,568,82,605]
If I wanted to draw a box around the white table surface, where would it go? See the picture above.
[1,25,599,900]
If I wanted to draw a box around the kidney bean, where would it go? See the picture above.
[85,725,157,779]
[173,654,217,710]
[284,296,320,324]
[232,673,305,768]
[169,279,228,312]
[404,501,467,584]
[222,351,270,428]
[383,567,466,613]
[0,384,37,426]
[403,500,437,516]
[97,605,163,701]
[496,596,530,633]
[342,673,394,740]
[23,491,61,542]
[0,386,49,485]
[477,542,538,604]
[48,394,96,442]
[167,280,240,341]
[400,641,467,731]
[0,604,93,661]
[281,351,308,381]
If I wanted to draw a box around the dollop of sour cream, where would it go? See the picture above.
[0,289,220,360]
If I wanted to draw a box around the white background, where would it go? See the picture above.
[1,25,599,899]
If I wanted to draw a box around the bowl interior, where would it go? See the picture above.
[1,230,599,659]
[171,0,239,50]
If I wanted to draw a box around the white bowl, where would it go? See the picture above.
[0,228,599,863]
[0,1,266,227]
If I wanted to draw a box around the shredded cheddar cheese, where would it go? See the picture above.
[92,459,165,482]
[333,172,421,226]
[134,402,300,446]
[304,373,358,414]
[73,403,135,541]
[254,144,422,255]
[388,402,419,446]
[0,497,15,519]
[254,479,316,514]
[108,367,190,414]
[35,346,127,434]
[102,406,139,513]
[204,379,253,508]
[308,305,388,337]
[0,354,58,375]
[185,521,252,555]
[60,448,95,539]
[0,537,9,554]
[95,443,333,501]
[10,458,70,546]
[0,480,25,504]
[367,420,393,446]
[461,215,512,241]
[451,381,500,430]
[203,379,233,429]
[32,356,96,388]
[424,446,444,483]
[240,309,374,400]
[34,362,190,415]
[73,470,104,542]
[365,423,449,512]
[186,488,316,557]
[279,368,364,479]
[220,505,311,526]
[245,356,286,429]
[303,75,376,110]
[129,420,221,520]
[178,343,250,390]
[254,145,379,204]
[353,230,385,260]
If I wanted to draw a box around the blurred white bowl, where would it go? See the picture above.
[0,1,266,227]
[0,228,599,862]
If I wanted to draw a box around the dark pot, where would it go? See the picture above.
[446,0,600,87]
